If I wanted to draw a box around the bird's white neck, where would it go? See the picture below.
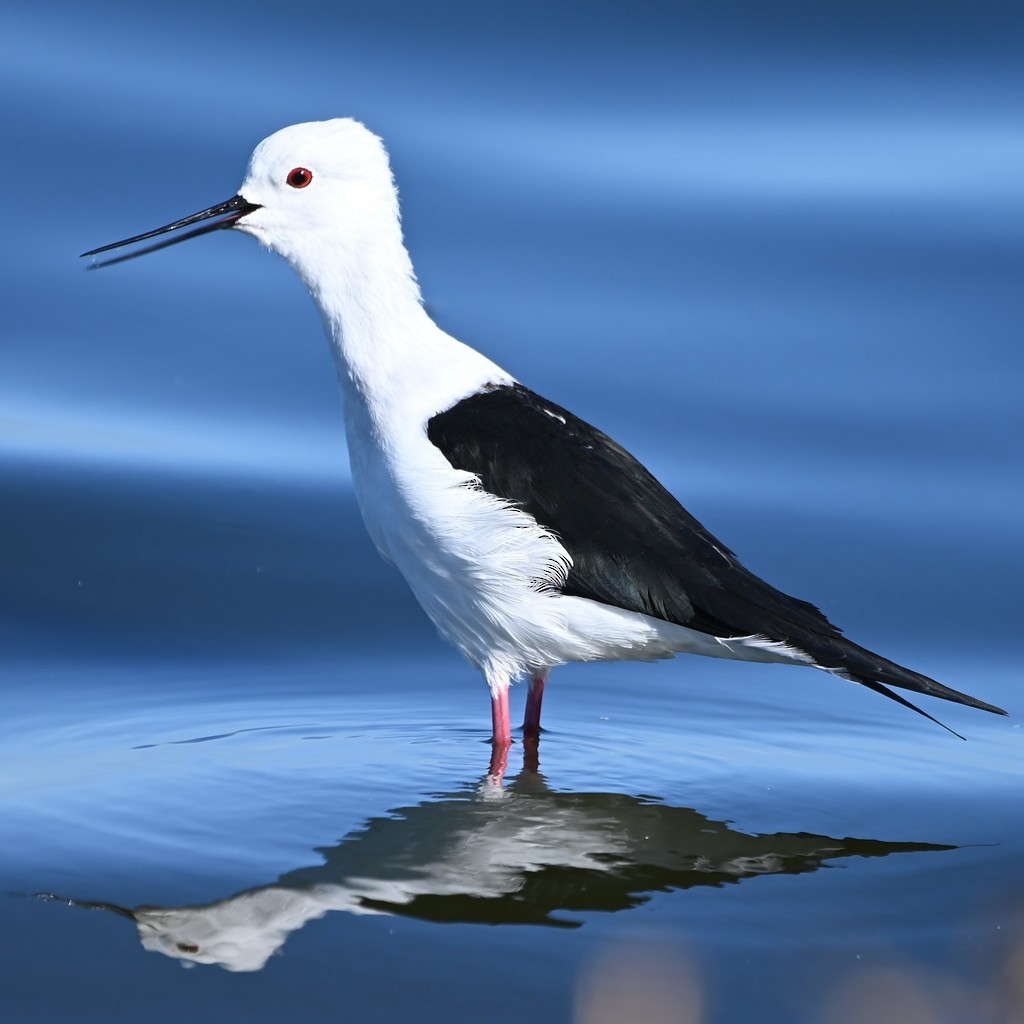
[291,223,511,427]
[299,223,427,392]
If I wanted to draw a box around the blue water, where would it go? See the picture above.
[3,3,1023,1021]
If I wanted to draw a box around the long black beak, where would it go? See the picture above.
[81,194,261,266]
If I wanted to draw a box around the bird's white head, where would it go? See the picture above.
[234,120,405,280]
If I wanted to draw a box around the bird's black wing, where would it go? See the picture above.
[427,383,1005,719]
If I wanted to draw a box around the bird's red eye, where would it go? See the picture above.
[286,167,313,189]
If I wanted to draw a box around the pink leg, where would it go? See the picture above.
[522,670,549,739]
[488,687,512,780]
[491,687,512,748]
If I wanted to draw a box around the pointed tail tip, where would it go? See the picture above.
[859,678,1011,740]
[945,692,1008,717]
[875,665,1009,718]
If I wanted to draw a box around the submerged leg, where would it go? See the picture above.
[522,669,550,739]
[488,686,512,779]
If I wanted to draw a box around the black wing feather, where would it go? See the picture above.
[429,384,839,641]
[427,383,1006,719]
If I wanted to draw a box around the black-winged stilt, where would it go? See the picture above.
[83,118,1007,760]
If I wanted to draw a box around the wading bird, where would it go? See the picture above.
[84,119,1006,760]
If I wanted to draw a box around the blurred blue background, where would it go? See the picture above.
[2,2,1022,1022]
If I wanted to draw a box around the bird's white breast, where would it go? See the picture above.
[340,361,565,690]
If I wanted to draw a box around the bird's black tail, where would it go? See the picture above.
[832,639,1007,738]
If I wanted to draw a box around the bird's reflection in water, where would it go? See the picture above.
[39,748,953,972]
